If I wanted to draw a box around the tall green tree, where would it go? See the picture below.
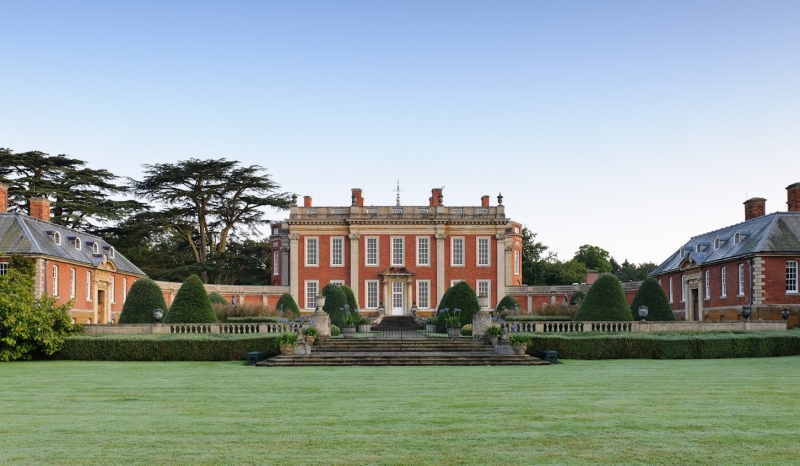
[573,244,612,273]
[521,226,549,285]
[0,148,141,231]
[612,259,658,282]
[130,159,290,281]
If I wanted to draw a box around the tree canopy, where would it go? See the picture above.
[573,244,612,274]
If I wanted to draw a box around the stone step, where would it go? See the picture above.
[315,340,490,352]
[258,351,549,367]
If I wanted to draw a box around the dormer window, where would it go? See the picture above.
[696,244,702,253]
[48,231,61,245]
[109,246,115,258]
[92,242,99,254]
[68,236,81,250]
[714,238,720,250]
[734,233,741,245]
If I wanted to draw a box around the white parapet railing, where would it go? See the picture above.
[499,321,787,333]
[82,323,304,335]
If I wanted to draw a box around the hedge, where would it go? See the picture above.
[526,331,800,359]
[50,334,280,361]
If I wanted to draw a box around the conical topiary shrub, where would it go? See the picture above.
[118,278,168,324]
[496,295,520,314]
[629,276,675,321]
[435,281,480,333]
[321,284,348,328]
[208,292,227,305]
[574,273,632,321]
[164,274,217,323]
[341,285,358,310]
[275,293,300,319]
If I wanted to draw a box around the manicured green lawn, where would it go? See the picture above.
[2,357,799,465]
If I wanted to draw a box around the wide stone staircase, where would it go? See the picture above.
[257,335,551,367]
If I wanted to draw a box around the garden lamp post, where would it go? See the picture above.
[741,305,751,322]
[638,305,649,323]
[153,308,163,323]
[782,308,790,322]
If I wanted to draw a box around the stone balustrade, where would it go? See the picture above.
[83,322,304,335]
[497,320,786,334]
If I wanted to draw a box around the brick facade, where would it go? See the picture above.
[272,188,523,315]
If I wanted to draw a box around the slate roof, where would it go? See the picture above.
[651,212,800,276]
[0,213,145,276]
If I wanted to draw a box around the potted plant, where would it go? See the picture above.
[425,316,437,333]
[486,325,503,346]
[302,327,319,345]
[509,333,531,355]
[357,316,371,334]
[341,305,358,339]
[439,307,462,339]
[278,332,298,356]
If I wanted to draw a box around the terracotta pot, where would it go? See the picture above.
[305,336,316,346]
[513,344,527,355]
[280,345,295,356]
[488,336,499,346]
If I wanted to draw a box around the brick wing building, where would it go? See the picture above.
[270,188,523,315]
[651,183,800,326]
[0,184,145,324]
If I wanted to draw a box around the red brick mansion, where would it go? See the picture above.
[270,187,523,315]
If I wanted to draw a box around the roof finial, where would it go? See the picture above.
[394,179,403,206]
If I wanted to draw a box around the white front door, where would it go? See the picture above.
[392,282,404,316]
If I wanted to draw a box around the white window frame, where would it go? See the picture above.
[476,237,490,267]
[123,277,128,303]
[451,279,464,287]
[305,280,319,310]
[669,277,673,303]
[273,251,279,275]
[416,236,430,266]
[680,274,685,302]
[476,279,491,305]
[86,271,92,301]
[391,237,404,266]
[111,275,116,303]
[330,280,345,286]
[514,250,520,275]
[416,280,430,309]
[52,265,59,297]
[714,238,720,250]
[92,242,99,254]
[0,263,8,275]
[721,267,727,298]
[704,270,710,300]
[53,231,61,245]
[786,261,798,293]
[305,237,318,267]
[365,280,379,309]
[74,237,81,250]
[451,237,464,267]
[734,233,741,245]
[330,237,344,267]
[70,268,76,299]
[738,263,745,296]
[109,246,115,258]
[365,237,378,267]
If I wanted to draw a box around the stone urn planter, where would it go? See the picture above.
[305,335,316,346]
[280,345,295,356]
[342,326,357,339]
[488,336,499,346]
[447,327,460,340]
[357,324,371,334]
[512,344,527,355]
[425,324,436,333]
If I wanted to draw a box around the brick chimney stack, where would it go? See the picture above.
[429,188,443,207]
[0,183,7,213]
[481,195,490,207]
[29,197,51,221]
[744,197,767,221]
[351,188,364,207]
[303,196,312,208]
[787,183,800,212]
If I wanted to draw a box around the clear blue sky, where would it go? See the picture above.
[2,1,798,265]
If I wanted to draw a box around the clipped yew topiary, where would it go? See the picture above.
[630,276,675,321]
[208,292,227,305]
[275,293,300,318]
[574,273,632,322]
[435,281,481,333]
[496,295,520,314]
[321,284,348,328]
[119,278,169,324]
[569,291,585,306]
[164,274,217,323]
[341,285,358,310]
